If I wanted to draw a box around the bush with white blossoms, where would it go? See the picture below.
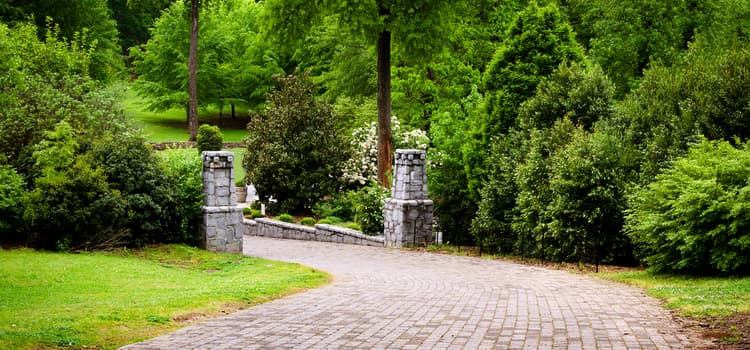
[341,116,430,185]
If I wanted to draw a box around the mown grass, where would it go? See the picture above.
[0,245,329,349]
[121,85,250,143]
[602,271,750,317]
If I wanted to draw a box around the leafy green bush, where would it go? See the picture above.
[157,148,203,245]
[0,22,127,178]
[0,164,27,241]
[250,201,261,210]
[312,196,353,221]
[343,222,361,231]
[429,87,480,246]
[196,124,223,153]
[348,182,389,236]
[242,207,263,219]
[25,123,128,250]
[243,73,348,214]
[277,213,294,223]
[300,217,316,226]
[318,216,343,225]
[93,134,191,246]
[626,139,750,274]
[470,130,525,254]
[619,42,750,182]
[546,125,634,265]
[24,123,201,250]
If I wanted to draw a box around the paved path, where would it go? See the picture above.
[123,236,697,349]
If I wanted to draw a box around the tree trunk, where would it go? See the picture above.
[231,103,235,119]
[376,29,393,188]
[187,0,199,141]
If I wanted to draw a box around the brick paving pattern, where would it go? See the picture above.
[122,236,696,349]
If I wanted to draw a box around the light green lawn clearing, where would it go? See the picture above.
[0,245,329,350]
[603,271,750,317]
[121,85,250,143]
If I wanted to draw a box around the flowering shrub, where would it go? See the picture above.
[341,116,429,185]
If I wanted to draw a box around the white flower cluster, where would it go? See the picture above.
[341,116,430,185]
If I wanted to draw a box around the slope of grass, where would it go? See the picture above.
[121,85,250,143]
[0,245,329,349]
[603,271,750,317]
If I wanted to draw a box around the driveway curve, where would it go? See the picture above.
[123,236,697,349]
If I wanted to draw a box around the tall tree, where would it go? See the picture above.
[188,0,199,141]
[131,0,280,127]
[463,1,585,201]
[263,0,454,187]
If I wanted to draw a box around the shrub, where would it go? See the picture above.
[341,116,429,185]
[312,196,353,221]
[196,124,223,153]
[318,216,343,225]
[242,207,263,219]
[348,182,389,236]
[0,22,128,178]
[626,139,750,274]
[277,213,294,223]
[157,148,203,245]
[300,217,316,226]
[343,222,361,231]
[0,164,27,241]
[244,73,348,213]
[546,126,634,266]
[93,134,190,246]
[250,201,261,210]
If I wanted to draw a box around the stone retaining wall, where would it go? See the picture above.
[244,218,384,247]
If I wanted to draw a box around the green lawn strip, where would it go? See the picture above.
[0,245,329,350]
[602,271,750,317]
[121,85,249,143]
[228,148,246,183]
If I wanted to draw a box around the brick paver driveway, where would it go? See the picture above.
[123,236,697,349]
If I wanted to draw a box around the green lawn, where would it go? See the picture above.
[121,85,250,143]
[603,271,750,317]
[0,245,329,349]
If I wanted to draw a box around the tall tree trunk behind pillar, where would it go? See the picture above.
[377,29,393,188]
[187,0,199,141]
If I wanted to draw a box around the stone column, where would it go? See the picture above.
[383,149,434,247]
[200,151,243,253]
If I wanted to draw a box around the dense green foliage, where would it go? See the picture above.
[0,164,26,240]
[620,42,750,182]
[470,61,630,265]
[5,0,750,276]
[626,139,750,274]
[0,21,201,249]
[244,74,348,214]
[196,124,223,153]
[349,182,390,236]
[131,0,282,115]
[0,0,123,80]
[464,1,585,202]
[156,148,204,245]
